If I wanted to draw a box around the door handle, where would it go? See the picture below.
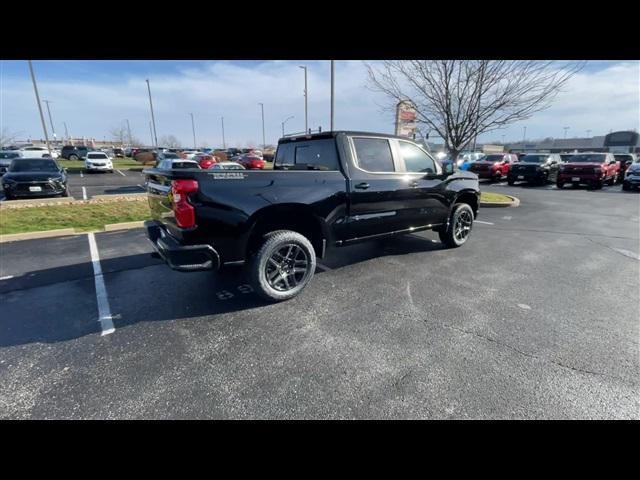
[355,182,370,190]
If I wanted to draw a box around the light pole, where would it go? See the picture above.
[522,126,527,144]
[299,65,308,133]
[42,99,57,145]
[330,60,335,131]
[63,122,70,143]
[221,116,226,149]
[586,129,592,138]
[563,126,570,139]
[149,122,153,147]
[282,115,294,137]
[189,113,196,149]
[126,119,132,146]
[146,79,158,148]
[258,103,265,150]
[27,60,52,156]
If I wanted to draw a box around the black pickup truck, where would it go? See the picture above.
[144,131,480,301]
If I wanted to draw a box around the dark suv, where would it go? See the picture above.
[60,145,89,160]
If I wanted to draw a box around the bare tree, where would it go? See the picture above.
[109,124,128,146]
[1,128,21,148]
[366,60,584,160]
[158,134,181,148]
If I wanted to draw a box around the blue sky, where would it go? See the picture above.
[1,60,638,148]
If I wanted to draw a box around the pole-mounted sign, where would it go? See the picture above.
[395,100,417,139]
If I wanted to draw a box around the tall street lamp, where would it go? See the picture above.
[282,115,294,137]
[27,61,52,156]
[299,65,308,133]
[330,60,335,131]
[563,126,570,139]
[221,116,226,149]
[146,79,158,148]
[258,103,266,150]
[522,126,527,143]
[42,99,57,145]
[189,113,196,149]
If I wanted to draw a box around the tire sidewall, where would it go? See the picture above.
[442,203,474,247]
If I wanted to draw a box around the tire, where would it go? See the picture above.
[622,183,630,191]
[61,186,69,197]
[69,154,78,161]
[607,175,615,186]
[556,182,564,189]
[439,203,474,248]
[248,230,316,302]
[507,179,515,186]
[3,193,13,200]
[594,180,603,190]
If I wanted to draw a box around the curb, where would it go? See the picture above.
[480,195,520,208]
[104,221,145,231]
[0,193,147,210]
[0,228,77,243]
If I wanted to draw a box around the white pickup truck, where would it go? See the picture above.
[19,146,59,159]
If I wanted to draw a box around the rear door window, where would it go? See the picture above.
[352,137,396,172]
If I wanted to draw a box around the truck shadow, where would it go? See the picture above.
[0,234,443,348]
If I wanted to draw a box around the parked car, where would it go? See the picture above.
[560,154,575,164]
[85,151,114,173]
[2,158,68,200]
[0,151,23,175]
[210,161,245,170]
[180,150,201,160]
[19,146,52,158]
[614,153,638,180]
[621,160,640,191]
[468,153,518,181]
[143,131,479,302]
[457,152,485,171]
[155,158,201,170]
[556,152,619,189]
[193,154,217,169]
[238,155,266,170]
[225,148,242,158]
[113,148,125,158]
[507,153,563,185]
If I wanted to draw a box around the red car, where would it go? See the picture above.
[193,154,217,169]
[557,152,620,189]
[468,153,518,181]
[238,155,266,170]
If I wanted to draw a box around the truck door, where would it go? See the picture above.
[392,139,449,228]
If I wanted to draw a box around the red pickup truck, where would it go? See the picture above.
[557,152,620,189]
[467,153,518,181]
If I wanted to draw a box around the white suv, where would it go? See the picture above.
[85,151,114,172]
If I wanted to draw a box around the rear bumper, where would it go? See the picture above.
[470,170,497,179]
[85,164,113,171]
[508,170,545,182]
[145,220,220,272]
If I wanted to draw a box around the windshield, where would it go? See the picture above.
[87,153,108,159]
[521,155,548,163]
[569,154,606,163]
[614,155,632,162]
[9,159,59,172]
[483,155,504,162]
[0,152,20,159]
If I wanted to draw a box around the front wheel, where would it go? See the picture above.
[439,203,474,248]
[248,230,316,302]
[556,182,564,189]
[69,154,78,161]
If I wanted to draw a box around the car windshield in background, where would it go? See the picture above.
[521,155,547,163]
[614,155,633,162]
[172,162,199,169]
[0,152,20,159]
[9,159,58,172]
[483,155,504,162]
[570,154,606,163]
[87,153,108,159]
[163,153,180,159]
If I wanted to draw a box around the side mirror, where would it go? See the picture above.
[444,162,454,175]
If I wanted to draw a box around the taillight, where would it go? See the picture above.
[171,179,198,228]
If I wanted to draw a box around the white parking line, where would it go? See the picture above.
[82,186,87,200]
[116,169,126,176]
[0,275,14,280]
[87,232,115,336]
[80,170,84,178]
[475,220,494,225]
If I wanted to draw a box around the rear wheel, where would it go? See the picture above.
[507,178,515,186]
[622,183,630,191]
[69,154,78,161]
[607,175,615,186]
[556,181,564,189]
[439,203,474,248]
[248,230,316,302]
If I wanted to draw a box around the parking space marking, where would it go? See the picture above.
[80,170,84,178]
[475,220,494,225]
[87,232,115,336]
[116,169,126,176]
[82,187,87,200]
[0,275,14,281]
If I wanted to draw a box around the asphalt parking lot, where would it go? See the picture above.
[0,168,146,201]
[0,183,638,419]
